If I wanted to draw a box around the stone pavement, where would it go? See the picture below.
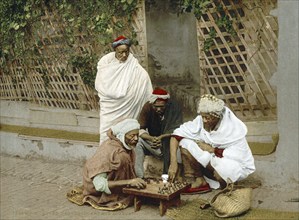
[1,153,298,220]
[0,153,170,220]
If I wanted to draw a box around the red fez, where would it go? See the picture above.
[112,35,131,49]
[152,88,168,95]
[113,35,127,42]
[149,88,170,103]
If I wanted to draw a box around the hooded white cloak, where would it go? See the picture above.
[173,107,255,188]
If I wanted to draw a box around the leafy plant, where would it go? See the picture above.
[0,0,139,88]
[0,0,43,59]
[203,28,216,52]
[178,0,237,52]
[179,0,212,18]
[215,4,236,37]
[69,53,98,87]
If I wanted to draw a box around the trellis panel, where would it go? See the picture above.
[0,1,147,111]
[197,0,278,121]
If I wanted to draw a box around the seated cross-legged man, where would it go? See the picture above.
[168,94,256,194]
[134,88,183,179]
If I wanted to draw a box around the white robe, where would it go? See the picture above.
[173,107,255,188]
[95,52,153,143]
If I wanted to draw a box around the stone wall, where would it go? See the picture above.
[0,100,99,134]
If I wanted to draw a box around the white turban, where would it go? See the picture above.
[111,119,140,150]
[197,94,225,118]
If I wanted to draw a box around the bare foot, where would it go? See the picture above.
[213,171,227,189]
[191,177,207,188]
[184,176,196,184]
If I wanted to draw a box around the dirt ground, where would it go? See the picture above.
[0,153,298,220]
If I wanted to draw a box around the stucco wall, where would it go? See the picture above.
[146,1,200,84]
[254,0,299,189]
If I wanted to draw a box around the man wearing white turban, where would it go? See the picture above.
[168,94,255,194]
[81,119,146,210]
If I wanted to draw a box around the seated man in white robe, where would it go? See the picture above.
[168,94,255,194]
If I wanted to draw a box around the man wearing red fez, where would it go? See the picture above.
[95,36,153,143]
[135,88,183,178]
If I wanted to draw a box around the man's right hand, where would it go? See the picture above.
[128,178,146,189]
[168,162,178,182]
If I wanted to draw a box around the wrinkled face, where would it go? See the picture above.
[115,45,130,62]
[124,129,139,148]
[153,100,167,117]
[201,113,220,131]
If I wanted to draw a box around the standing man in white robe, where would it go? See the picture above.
[95,36,153,144]
[168,94,255,193]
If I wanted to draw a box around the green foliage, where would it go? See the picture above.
[0,0,43,58]
[52,0,137,43]
[180,0,212,19]
[215,3,236,37]
[69,53,98,86]
[203,28,216,52]
[0,0,138,88]
[179,0,237,52]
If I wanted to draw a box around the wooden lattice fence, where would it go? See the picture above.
[197,0,278,121]
[0,0,147,111]
[1,0,278,122]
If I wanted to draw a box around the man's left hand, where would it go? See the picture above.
[151,136,162,148]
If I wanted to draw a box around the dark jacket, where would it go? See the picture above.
[138,98,183,136]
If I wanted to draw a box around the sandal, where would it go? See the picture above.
[181,183,212,195]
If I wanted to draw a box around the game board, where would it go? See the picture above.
[123,178,191,216]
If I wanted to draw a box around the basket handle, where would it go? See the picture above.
[224,178,234,194]
[200,179,234,210]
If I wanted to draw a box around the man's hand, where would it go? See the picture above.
[168,162,178,182]
[128,178,146,189]
[151,136,162,149]
[196,141,214,153]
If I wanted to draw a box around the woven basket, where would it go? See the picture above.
[210,180,252,218]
